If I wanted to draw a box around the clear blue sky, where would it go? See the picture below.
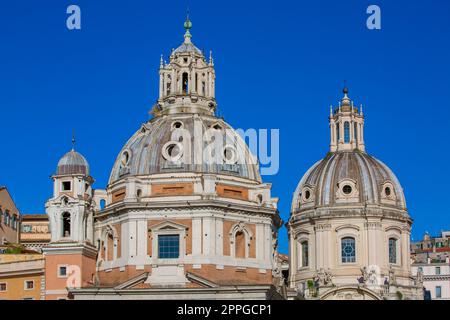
[1,1,449,253]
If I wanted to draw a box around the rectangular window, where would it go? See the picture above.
[389,238,397,264]
[0,283,6,291]
[301,241,309,267]
[22,225,32,233]
[158,234,180,259]
[341,237,356,263]
[58,266,67,277]
[436,286,442,298]
[24,280,34,290]
[62,181,72,191]
[23,297,34,300]
[436,267,441,275]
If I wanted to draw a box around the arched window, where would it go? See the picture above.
[256,194,263,204]
[344,122,350,143]
[182,72,188,94]
[107,233,114,261]
[5,212,10,227]
[11,215,17,230]
[341,237,356,263]
[166,74,171,95]
[62,212,71,237]
[301,241,309,267]
[100,199,106,210]
[235,231,246,259]
[389,238,398,264]
[354,123,358,143]
[336,123,340,141]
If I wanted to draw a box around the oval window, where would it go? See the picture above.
[305,190,311,200]
[172,121,183,129]
[385,186,391,196]
[121,151,130,166]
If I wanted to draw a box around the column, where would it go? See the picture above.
[192,218,202,255]
[137,220,147,257]
[171,69,175,94]
[256,224,264,260]
[215,218,223,256]
[207,71,212,97]
[159,72,164,98]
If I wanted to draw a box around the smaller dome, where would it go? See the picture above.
[57,150,90,176]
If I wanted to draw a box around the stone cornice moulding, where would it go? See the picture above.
[335,224,360,232]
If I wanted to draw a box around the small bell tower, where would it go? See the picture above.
[42,137,97,300]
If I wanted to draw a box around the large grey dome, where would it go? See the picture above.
[291,151,407,214]
[108,114,261,185]
[57,150,90,176]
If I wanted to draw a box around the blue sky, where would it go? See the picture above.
[1,0,449,253]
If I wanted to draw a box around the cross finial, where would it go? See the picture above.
[343,80,349,97]
[183,8,192,40]
[71,130,76,151]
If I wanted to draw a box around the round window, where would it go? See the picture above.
[385,186,391,196]
[342,185,352,195]
[162,142,183,161]
[305,190,311,200]
[172,121,183,129]
[223,145,237,164]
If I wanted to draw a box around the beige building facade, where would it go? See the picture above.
[0,254,45,300]
[20,214,51,252]
[0,186,20,246]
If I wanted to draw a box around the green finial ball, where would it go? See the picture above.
[184,18,192,30]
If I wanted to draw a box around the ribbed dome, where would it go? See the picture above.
[291,151,407,213]
[108,114,261,185]
[57,150,90,176]
[173,41,202,54]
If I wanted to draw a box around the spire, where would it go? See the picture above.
[160,54,164,68]
[183,9,192,42]
[209,50,214,66]
[341,86,351,107]
[71,130,76,151]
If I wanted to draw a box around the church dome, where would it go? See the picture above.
[108,114,261,185]
[291,151,407,213]
[291,88,408,217]
[57,150,90,176]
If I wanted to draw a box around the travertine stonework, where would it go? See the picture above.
[287,88,423,300]
[43,17,282,300]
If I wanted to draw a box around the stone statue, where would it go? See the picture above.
[389,265,397,286]
[416,269,424,287]
[360,266,369,283]
[368,268,378,285]
[314,268,334,286]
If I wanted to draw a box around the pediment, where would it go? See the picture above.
[149,220,189,231]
